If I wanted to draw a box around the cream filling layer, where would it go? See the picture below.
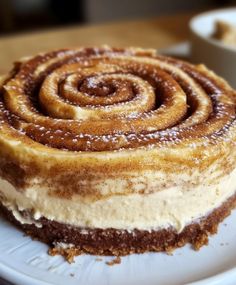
[1,168,236,232]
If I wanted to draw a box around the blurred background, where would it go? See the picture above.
[0,0,235,35]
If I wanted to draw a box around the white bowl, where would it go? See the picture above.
[190,8,236,88]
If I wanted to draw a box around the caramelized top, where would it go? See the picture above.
[1,46,236,152]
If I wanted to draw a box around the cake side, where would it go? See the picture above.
[1,191,236,261]
[0,165,236,232]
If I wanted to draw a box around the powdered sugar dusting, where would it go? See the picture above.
[0,46,236,152]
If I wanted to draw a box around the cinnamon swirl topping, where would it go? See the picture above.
[0,46,236,199]
[1,46,235,153]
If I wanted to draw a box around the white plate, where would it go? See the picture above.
[1,44,236,285]
[1,209,236,285]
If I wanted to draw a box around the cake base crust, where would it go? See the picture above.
[1,192,236,262]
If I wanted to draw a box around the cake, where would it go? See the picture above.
[0,46,236,261]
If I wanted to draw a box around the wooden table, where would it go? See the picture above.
[0,12,194,74]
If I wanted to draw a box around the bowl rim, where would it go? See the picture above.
[189,7,236,53]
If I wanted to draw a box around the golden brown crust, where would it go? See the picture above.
[1,191,236,262]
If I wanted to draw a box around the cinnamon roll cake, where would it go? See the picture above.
[1,46,236,258]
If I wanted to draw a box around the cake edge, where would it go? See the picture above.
[1,191,236,263]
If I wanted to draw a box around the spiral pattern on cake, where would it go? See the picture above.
[1,46,235,153]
